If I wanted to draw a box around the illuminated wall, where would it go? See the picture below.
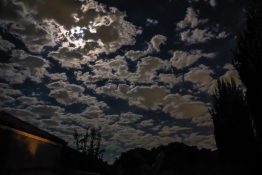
[0,126,63,174]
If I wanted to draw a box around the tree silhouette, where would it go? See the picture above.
[209,78,257,163]
[232,0,262,145]
[73,127,105,160]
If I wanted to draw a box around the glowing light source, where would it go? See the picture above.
[27,140,39,156]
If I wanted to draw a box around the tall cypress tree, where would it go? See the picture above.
[232,0,262,145]
[210,79,257,163]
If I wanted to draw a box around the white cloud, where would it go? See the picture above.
[47,81,85,106]
[138,119,155,128]
[118,112,143,125]
[158,125,191,137]
[76,54,167,85]
[183,132,215,150]
[184,64,214,92]
[17,96,44,106]
[176,7,208,30]
[170,50,216,69]
[0,94,15,105]
[150,35,167,52]
[47,81,109,115]
[45,73,68,81]
[75,56,129,84]
[176,7,227,44]
[96,84,170,110]
[0,50,49,84]
[180,28,215,44]
[1,107,40,126]
[0,83,22,97]
[129,56,168,83]
[146,18,159,26]
[157,74,182,88]
[11,50,49,81]
[125,35,167,60]
[209,0,217,7]
[0,35,15,52]
[122,85,169,110]
[0,63,27,84]
[162,93,212,126]
[95,81,212,126]
[48,46,95,68]
[216,31,228,39]
[1,0,140,64]
[27,104,65,119]
[0,83,24,106]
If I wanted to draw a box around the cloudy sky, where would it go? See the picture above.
[0,0,246,162]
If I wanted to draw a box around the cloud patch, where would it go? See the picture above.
[170,50,216,69]
[129,56,168,83]
[0,0,140,65]
[176,7,208,30]
[162,94,211,125]
[0,35,15,52]
[184,64,214,92]
[125,35,167,60]
[0,50,49,84]
[180,28,215,44]
[47,81,85,106]
[209,0,217,7]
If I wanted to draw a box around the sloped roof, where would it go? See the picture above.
[0,111,67,145]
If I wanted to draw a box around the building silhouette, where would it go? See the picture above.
[0,111,99,175]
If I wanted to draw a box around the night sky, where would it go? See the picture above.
[0,0,246,162]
